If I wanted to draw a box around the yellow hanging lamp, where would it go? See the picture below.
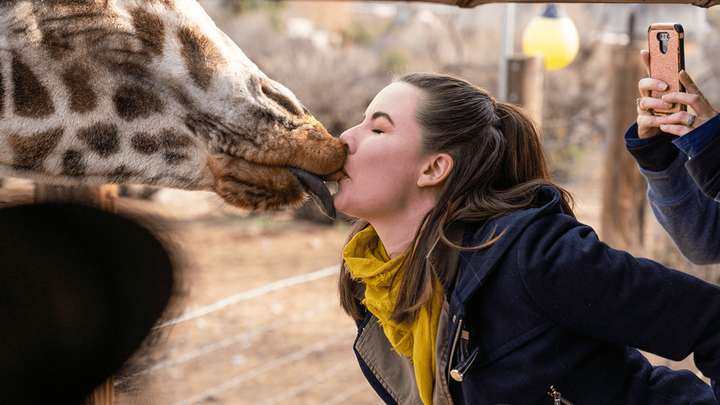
[521,4,579,71]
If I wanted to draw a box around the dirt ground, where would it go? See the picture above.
[110,199,379,405]
[0,145,709,404]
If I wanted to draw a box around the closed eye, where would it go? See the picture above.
[372,129,383,134]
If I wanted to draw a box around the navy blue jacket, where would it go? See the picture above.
[354,187,720,404]
[624,116,720,264]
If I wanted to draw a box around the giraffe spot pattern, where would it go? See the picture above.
[62,65,97,113]
[12,55,55,118]
[107,165,138,183]
[177,26,224,90]
[41,27,73,60]
[160,129,193,149]
[113,83,164,121]
[62,150,86,177]
[9,128,64,171]
[131,129,193,164]
[131,132,159,155]
[38,5,104,59]
[131,8,165,56]
[77,122,119,157]
[114,62,151,80]
[163,151,188,165]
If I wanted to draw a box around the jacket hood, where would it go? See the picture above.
[451,186,567,307]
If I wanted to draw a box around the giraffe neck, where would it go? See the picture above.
[0,0,216,190]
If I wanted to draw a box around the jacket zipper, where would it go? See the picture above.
[448,318,463,381]
[547,385,575,405]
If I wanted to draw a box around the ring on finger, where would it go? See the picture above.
[686,114,696,127]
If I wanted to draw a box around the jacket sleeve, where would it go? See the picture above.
[640,153,720,265]
[671,113,720,201]
[517,213,720,384]
[625,122,720,264]
[685,132,720,202]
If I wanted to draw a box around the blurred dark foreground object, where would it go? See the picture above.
[0,203,176,404]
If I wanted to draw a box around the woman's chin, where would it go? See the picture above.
[332,191,354,218]
[332,193,347,213]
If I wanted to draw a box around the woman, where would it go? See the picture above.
[334,72,720,405]
[625,49,720,264]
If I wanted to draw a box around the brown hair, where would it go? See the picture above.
[338,72,574,323]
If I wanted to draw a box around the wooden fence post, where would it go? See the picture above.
[599,39,647,253]
[34,183,117,405]
[506,55,544,127]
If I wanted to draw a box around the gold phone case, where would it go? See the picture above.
[648,23,686,115]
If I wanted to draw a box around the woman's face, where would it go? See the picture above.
[334,82,427,219]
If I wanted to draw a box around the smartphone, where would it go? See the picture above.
[648,23,686,115]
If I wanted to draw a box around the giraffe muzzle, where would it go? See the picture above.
[288,167,335,220]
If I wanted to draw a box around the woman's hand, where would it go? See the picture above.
[636,50,718,138]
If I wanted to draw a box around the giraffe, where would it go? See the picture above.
[0,0,347,217]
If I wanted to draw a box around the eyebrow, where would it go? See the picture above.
[370,111,395,126]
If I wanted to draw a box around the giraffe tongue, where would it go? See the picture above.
[288,168,336,220]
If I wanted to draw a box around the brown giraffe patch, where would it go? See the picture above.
[160,129,193,150]
[131,8,165,56]
[41,28,73,60]
[113,83,164,121]
[115,62,150,80]
[77,123,119,157]
[163,151,189,165]
[12,55,55,118]
[178,26,224,90]
[9,128,64,171]
[131,132,160,155]
[62,65,97,113]
[62,150,86,177]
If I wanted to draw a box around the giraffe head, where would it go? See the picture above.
[0,0,346,216]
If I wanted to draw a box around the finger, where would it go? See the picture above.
[661,92,703,113]
[640,50,650,76]
[637,114,665,128]
[678,70,715,115]
[679,70,700,95]
[638,97,673,112]
[639,78,668,97]
[660,124,692,136]
[656,111,694,125]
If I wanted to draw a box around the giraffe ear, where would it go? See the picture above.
[0,202,178,404]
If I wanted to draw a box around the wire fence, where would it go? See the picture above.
[157,265,340,328]
[126,263,372,404]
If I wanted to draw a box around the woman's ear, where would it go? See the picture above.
[417,153,454,188]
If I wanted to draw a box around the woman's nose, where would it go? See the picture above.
[338,131,355,154]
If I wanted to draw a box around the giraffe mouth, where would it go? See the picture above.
[288,167,335,220]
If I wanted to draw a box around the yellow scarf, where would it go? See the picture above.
[343,225,443,405]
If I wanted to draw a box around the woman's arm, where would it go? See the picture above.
[630,50,720,264]
[684,116,720,201]
[516,213,720,389]
[625,123,720,264]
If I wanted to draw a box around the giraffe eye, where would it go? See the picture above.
[261,83,302,116]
